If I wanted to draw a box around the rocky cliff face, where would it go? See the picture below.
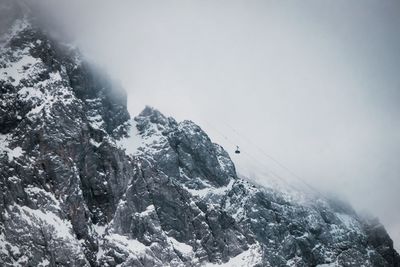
[1,2,399,267]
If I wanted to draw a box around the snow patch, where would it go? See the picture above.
[0,134,24,161]
[93,224,107,261]
[136,204,155,217]
[24,186,60,208]
[18,86,44,101]
[87,114,104,130]
[1,49,42,86]
[336,213,362,232]
[7,146,23,160]
[184,178,235,198]
[106,233,147,254]
[203,243,262,267]
[15,204,73,240]
[168,236,193,256]
[90,139,102,148]
[38,259,50,267]
[116,118,169,157]
[8,176,20,183]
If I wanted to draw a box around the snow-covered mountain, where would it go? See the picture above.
[1,2,399,266]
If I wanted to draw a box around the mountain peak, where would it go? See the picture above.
[136,105,169,124]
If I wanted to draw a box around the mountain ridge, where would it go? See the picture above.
[1,3,399,266]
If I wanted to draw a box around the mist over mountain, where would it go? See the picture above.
[16,0,400,251]
[1,1,399,266]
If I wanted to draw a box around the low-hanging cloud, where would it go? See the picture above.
[25,0,400,249]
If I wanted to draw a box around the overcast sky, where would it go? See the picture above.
[36,0,400,249]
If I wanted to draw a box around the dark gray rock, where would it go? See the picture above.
[1,4,399,267]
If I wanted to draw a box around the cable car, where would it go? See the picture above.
[235,146,241,154]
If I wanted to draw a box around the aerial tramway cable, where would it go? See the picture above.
[219,120,324,197]
[198,117,326,199]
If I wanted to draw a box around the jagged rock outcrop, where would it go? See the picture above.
[1,2,399,266]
